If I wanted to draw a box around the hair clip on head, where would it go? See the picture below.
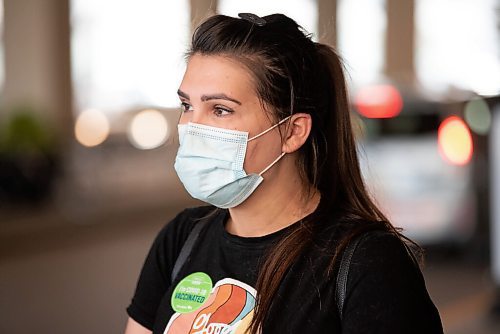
[238,13,267,26]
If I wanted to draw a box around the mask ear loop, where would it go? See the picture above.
[246,116,291,176]
[247,116,291,141]
[259,151,286,176]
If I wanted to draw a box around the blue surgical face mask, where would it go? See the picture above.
[174,116,290,208]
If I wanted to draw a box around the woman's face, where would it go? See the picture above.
[177,54,284,175]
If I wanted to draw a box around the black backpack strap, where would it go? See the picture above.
[335,232,367,320]
[170,219,209,283]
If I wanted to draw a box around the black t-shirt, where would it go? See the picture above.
[127,206,443,333]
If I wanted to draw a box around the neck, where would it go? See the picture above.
[225,156,320,237]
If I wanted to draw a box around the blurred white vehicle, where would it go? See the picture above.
[354,87,477,246]
[360,135,475,245]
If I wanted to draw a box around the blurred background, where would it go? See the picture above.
[0,0,499,333]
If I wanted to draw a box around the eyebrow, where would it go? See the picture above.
[177,89,190,100]
[177,89,242,105]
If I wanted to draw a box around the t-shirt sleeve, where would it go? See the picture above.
[125,208,202,330]
[341,232,444,334]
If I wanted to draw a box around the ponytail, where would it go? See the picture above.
[314,43,388,222]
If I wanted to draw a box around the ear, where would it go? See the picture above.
[281,113,312,153]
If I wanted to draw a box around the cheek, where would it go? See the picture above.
[243,142,259,172]
[243,136,283,173]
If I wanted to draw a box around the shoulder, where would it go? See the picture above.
[344,229,422,290]
[341,230,444,333]
[315,222,420,280]
[352,230,417,269]
[317,217,415,268]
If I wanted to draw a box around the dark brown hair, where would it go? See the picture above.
[188,13,419,333]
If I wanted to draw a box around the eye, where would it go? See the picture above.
[180,102,193,113]
[214,106,234,117]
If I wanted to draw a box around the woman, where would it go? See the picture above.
[125,13,443,334]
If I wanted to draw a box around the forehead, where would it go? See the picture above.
[180,54,257,98]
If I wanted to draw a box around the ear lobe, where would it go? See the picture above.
[282,113,312,153]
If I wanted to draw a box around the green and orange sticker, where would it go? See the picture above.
[171,272,213,313]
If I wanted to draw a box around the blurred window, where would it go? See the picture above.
[218,0,318,39]
[416,0,500,95]
[337,0,386,87]
[70,0,190,115]
[364,113,442,139]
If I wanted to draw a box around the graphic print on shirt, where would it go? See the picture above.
[164,277,257,334]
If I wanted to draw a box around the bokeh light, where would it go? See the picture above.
[74,109,110,147]
[438,116,473,166]
[128,109,169,150]
[354,84,403,118]
[464,97,491,135]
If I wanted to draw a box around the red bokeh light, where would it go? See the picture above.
[354,85,403,119]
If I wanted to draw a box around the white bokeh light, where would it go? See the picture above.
[74,109,110,147]
[128,109,169,150]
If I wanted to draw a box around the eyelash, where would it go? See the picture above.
[180,102,234,117]
[180,102,193,113]
[213,105,234,117]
